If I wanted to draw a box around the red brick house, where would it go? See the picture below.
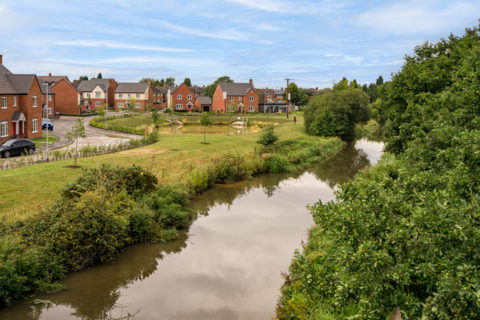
[0,55,43,142]
[114,81,153,110]
[38,74,81,114]
[152,86,168,109]
[76,78,117,110]
[195,96,212,112]
[167,83,195,111]
[212,79,258,113]
[40,81,55,117]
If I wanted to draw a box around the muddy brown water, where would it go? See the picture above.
[1,138,384,320]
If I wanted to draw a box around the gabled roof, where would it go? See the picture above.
[76,79,111,92]
[116,82,149,93]
[190,86,206,95]
[275,90,284,95]
[37,76,69,84]
[0,68,37,95]
[39,80,56,95]
[152,86,167,94]
[197,96,212,105]
[218,83,256,96]
[167,86,179,94]
[51,78,80,92]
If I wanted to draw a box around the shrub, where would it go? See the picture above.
[257,125,279,146]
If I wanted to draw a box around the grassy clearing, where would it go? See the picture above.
[31,133,59,147]
[0,117,340,220]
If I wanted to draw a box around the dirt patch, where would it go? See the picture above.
[66,165,82,169]
[120,148,167,155]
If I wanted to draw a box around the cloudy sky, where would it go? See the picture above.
[0,0,479,89]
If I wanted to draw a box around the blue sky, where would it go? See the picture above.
[0,0,479,89]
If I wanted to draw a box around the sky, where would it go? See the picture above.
[0,0,479,89]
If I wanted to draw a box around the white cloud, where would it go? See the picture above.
[225,0,342,14]
[154,20,251,41]
[100,56,218,68]
[55,40,193,53]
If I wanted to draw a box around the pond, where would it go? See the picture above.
[0,139,384,320]
[157,124,263,135]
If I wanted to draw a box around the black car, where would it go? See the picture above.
[0,139,36,158]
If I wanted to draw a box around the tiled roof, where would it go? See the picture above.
[11,111,25,121]
[219,83,256,96]
[275,90,284,95]
[116,82,149,93]
[190,86,206,95]
[51,79,80,92]
[39,80,56,94]
[152,86,167,94]
[197,96,212,104]
[76,79,111,92]
[37,76,69,84]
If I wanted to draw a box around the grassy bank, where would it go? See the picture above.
[31,133,59,147]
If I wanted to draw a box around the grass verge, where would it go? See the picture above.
[31,133,59,147]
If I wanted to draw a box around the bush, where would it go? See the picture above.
[257,125,279,146]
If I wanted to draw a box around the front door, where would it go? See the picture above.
[12,122,17,136]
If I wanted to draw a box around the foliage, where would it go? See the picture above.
[304,88,370,141]
[165,77,175,86]
[97,73,102,79]
[74,75,88,83]
[150,108,162,127]
[257,125,279,146]
[97,105,106,117]
[282,83,301,105]
[183,78,192,86]
[127,96,136,111]
[205,76,234,99]
[200,113,211,144]
[140,78,162,87]
[277,23,480,320]
[65,118,87,167]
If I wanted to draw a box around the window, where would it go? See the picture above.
[249,105,255,112]
[119,94,123,99]
[128,94,131,98]
[0,121,7,137]
[229,97,234,101]
[136,94,140,99]
[48,95,52,102]
[1,97,6,109]
[95,92,101,98]
[177,94,182,100]
[87,93,90,98]
[238,97,242,101]
[32,118,38,133]
[176,104,183,110]
[48,107,52,115]
[118,102,124,108]
[13,97,17,107]
[135,102,141,109]
[187,94,192,100]
[33,95,38,107]
[249,96,254,102]
[95,101,101,107]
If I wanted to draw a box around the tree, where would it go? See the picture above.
[97,105,106,117]
[160,79,165,87]
[282,83,301,105]
[349,79,359,89]
[97,73,102,79]
[150,108,162,128]
[333,78,349,91]
[376,75,384,86]
[140,78,161,86]
[184,78,192,86]
[300,94,310,107]
[205,76,234,99]
[128,96,136,111]
[75,75,89,83]
[304,88,370,141]
[165,77,175,86]
[362,84,368,93]
[87,96,92,110]
[200,113,211,144]
[65,118,87,168]
[258,91,264,104]
[257,125,279,146]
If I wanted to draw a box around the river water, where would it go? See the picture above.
[1,138,384,320]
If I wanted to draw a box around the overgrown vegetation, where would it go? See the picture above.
[276,23,480,319]
[257,125,279,146]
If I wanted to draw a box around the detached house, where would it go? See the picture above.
[114,81,153,110]
[38,74,81,114]
[76,78,117,110]
[212,79,258,113]
[167,83,195,111]
[0,55,43,142]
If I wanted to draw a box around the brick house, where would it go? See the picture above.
[0,55,43,142]
[195,96,212,112]
[40,80,55,117]
[151,86,168,109]
[166,83,195,111]
[275,88,285,100]
[38,74,81,114]
[212,79,258,113]
[76,79,117,110]
[114,81,153,110]
[190,85,206,99]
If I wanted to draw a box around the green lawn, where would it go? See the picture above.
[108,114,301,128]
[0,117,339,220]
[31,132,59,147]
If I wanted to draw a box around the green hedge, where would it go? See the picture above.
[59,112,98,117]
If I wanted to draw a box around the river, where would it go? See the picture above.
[1,138,384,320]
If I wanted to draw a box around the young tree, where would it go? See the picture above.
[128,96,137,111]
[184,78,192,86]
[200,113,211,144]
[97,73,103,79]
[97,105,106,117]
[87,96,92,110]
[257,125,279,146]
[165,77,175,86]
[150,108,163,128]
[65,118,87,168]
[226,102,237,135]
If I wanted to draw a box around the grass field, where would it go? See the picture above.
[31,132,59,147]
[0,117,331,220]
[107,114,298,128]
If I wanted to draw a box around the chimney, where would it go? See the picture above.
[147,79,151,85]
[249,78,253,84]
[49,73,52,77]
[203,85,205,87]
[0,55,2,64]
[316,87,318,90]
[108,79,113,85]
[266,87,268,89]
[281,87,283,90]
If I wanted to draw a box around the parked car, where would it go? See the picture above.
[42,118,53,131]
[0,139,35,158]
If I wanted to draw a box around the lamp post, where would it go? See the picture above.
[42,83,50,162]
[105,84,109,130]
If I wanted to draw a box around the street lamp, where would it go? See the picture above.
[105,83,109,130]
[42,83,50,162]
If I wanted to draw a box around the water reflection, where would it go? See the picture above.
[1,139,384,320]
[157,124,262,135]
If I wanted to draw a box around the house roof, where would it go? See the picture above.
[197,96,212,105]
[218,83,256,96]
[152,86,168,94]
[39,80,56,95]
[116,83,149,93]
[275,90,284,95]
[11,111,25,121]
[0,64,37,95]
[190,86,206,95]
[51,78,80,92]
[37,76,69,84]
[76,79,112,92]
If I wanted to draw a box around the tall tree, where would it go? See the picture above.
[165,77,175,86]
[376,75,384,86]
[184,78,192,86]
[333,78,349,91]
[160,79,165,87]
[205,76,234,99]
[97,73,102,79]
[65,118,87,168]
[362,84,368,93]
